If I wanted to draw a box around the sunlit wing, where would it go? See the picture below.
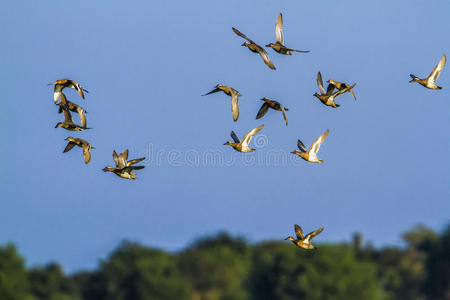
[317,72,326,95]
[242,124,264,147]
[429,54,446,82]
[275,13,284,44]
[280,106,288,125]
[231,91,239,122]
[258,49,276,70]
[305,227,324,243]
[113,151,120,167]
[83,146,91,164]
[308,129,329,155]
[127,157,145,166]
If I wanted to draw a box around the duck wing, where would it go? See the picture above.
[304,227,324,243]
[53,85,64,103]
[82,145,91,164]
[275,13,284,45]
[232,27,255,44]
[113,150,120,167]
[326,83,336,95]
[280,106,288,126]
[242,124,264,147]
[63,141,77,153]
[127,157,145,166]
[257,48,276,70]
[117,150,129,169]
[76,107,87,128]
[308,129,329,156]
[297,139,307,153]
[288,48,310,53]
[230,131,240,143]
[202,87,221,96]
[428,54,446,83]
[231,91,239,122]
[256,103,270,119]
[317,72,326,95]
[71,80,86,99]
[294,224,304,240]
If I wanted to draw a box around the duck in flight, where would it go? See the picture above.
[103,149,146,180]
[56,94,87,128]
[232,27,276,70]
[266,13,309,55]
[285,224,324,250]
[203,84,241,121]
[224,124,264,153]
[410,54,446,89]
[256,97,288,126]
[49,79,89,103]
[314,72,355,108]
[63,137,95,164]
[55,98,90,131]
[291,129,329,163]
[327,79,357,101]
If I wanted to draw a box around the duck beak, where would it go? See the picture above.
[48,81,57,85]
[284,237,289,240]
[241,43,246,47]
[265,44,270,47]
[91,146,96,149]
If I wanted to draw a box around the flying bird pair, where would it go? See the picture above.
[314,72,356,108]
[233,13,309,70]
[103,149,146,180]
[54,93,89,131]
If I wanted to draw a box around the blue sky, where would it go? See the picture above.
[1,0,449,273]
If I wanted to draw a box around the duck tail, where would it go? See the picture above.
[409,74,417,82]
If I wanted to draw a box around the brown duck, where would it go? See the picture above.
[291,129,329,163]
[256,97,288,126]
[327,79,357,101]
[266,13,309,55]
[56,95,87,128]
[63,137,95,164]
[103,149,146,180]
[314,72,355,108]
[232,27,276,70]
[203,84,241,121]
[49,79,89,103]
[285,224,324,250]
[410,54,446,89]
[224,125,264,152]
[55,95,90,131]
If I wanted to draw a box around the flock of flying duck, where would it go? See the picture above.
[49,79,146,180]
[49,12,446,250]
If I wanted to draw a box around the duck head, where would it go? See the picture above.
[284,236,295,241]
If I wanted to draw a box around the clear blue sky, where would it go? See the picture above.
[1,0,449,273]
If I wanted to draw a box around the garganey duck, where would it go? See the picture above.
[55,100,90,131]
[56,94,87,128]
[291,129,329,163]
[327,79,357,101]
[256,97,289,126]
[203,84,241,121]
[232,27,276,70]
[266,13,309,55]
[49,79,89,103]
[285,224,324,250]
[410,54,446,89]
[63,137,95,164]
[103,149,146,180]
[224,124,264,152]
[314,72,355,108]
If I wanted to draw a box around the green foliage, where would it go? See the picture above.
[0,225,450,300]
[177,232,250,300]
[97,241,192,300]
[249,242,382,300]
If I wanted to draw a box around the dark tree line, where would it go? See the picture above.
[0,225,449,300]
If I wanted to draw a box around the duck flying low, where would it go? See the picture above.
[232,27,276,70]
[291,129,329,163]
[203,84,241,121]
[266,13,309,55]
[224,124,264,153]
[285,224,324,250]
[256,97,288,126]
[410,54,446,89]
